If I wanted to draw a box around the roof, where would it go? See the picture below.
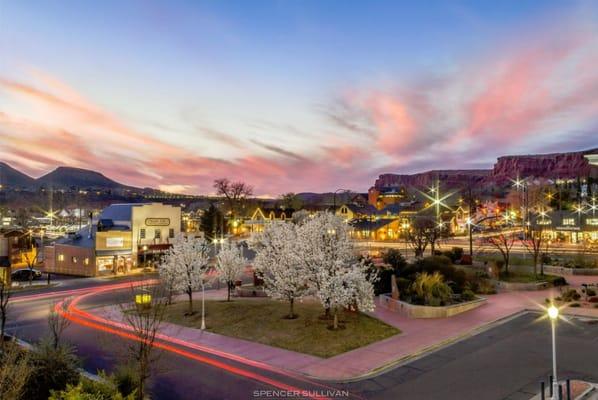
[99,204,139,221]
[343,204,378,215]
[55,226,96,248]
[350,218,396,231]
[262,208,295,218]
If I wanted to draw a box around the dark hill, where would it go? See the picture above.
[0,162,36,189]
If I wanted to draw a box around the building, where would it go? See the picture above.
[242,207,295,233]
[368,186,408,210]
[44,203,181,276]
[530,210,598,244]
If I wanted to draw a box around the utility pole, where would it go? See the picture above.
[468,186,473,257]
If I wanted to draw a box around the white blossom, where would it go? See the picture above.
[215,241,247,301]
[250,222,308,318]
[159,234,211,314]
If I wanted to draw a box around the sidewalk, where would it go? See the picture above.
[91,277,598,381]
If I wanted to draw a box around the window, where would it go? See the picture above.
[562,218,575,226]
[155,229,161,239]
[58,254,64,262]
[72,256,78,263]
[140,228,146,239]
[169,228,175,238]
[84,258,90,266]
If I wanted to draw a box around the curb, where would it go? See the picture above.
[7,335,105,382]
[312,309,531,383]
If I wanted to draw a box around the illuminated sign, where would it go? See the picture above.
[562,218,575,226]
[145,218,170,226]
[106,237,125,248]
[587,218,598,226]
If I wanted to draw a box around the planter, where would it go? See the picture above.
[492,280,549,291]
[379,294,486,318]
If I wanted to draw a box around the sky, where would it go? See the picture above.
[1,0,597,196]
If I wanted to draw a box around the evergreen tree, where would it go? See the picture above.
[200,203,225,241]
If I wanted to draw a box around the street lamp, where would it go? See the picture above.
[547,305,559,400]
[142,245,148,268]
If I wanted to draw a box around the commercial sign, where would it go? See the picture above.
[145,218,170,226]
[106,237,125,248]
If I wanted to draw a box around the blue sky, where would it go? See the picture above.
[1,1,597,194]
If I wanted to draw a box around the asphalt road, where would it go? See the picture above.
[342,312,598,400]
[7,279,598,400]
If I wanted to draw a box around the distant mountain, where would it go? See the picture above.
[0,162,36,189]
[35,166,137,190]
[372,148,598,191]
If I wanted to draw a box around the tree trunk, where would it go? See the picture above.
[227,283,231,302]
[540,258,545,276]
[333,311,338,330]
[187,289,193,314]
[533,254,538,277]
[289,298,295,319]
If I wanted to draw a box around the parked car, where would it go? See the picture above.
[11,268,42,282]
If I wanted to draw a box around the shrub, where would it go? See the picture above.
[111,364,139,398]
[561,289,581,302]
[49,377,136,400]
[588,296,598,303]
[586,288,596,297]
[407,256,468,292]
[24,341,81,400]
[460,289,475,302]
[570,303,581,307]
[382,249,407,273]
[410,272,453,306]
[552,277,567,287]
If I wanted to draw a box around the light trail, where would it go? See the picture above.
[11,280,157,303]
[51,281,357,400]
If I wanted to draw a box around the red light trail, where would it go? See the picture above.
[43,280,356,400]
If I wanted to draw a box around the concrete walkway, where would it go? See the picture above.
[91,275,598,381]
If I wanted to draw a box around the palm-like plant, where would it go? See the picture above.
[410,271,453,306]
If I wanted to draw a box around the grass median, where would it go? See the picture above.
[162,299,400,358]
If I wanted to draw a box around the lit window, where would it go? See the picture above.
[84,258,89,265]
[562,218,575,226]
[58,254,64,262]
[72,256,78,263]
[587,218,598,226]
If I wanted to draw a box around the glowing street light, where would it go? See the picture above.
[547,304,560,400]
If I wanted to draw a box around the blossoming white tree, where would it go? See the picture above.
[296,212,355,316]
[250,222,308,319]
[160,234,211,317]
[215,241,247,301]
[316,260,376,329]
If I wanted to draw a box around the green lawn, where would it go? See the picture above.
[162,299,400,358]
[499,273,561,283]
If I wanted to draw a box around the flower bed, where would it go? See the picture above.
[379,294,487,318]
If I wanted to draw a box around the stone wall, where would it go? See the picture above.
[379,295,486,318]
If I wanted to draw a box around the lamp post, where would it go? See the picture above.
[548,305,559,400]
[201,279,206,330]
[142,245,148,268]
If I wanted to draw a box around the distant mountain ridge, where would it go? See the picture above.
[0,163,141,191]
[35,166,136,190]
[372,148,598,190]
[0,162,36,189]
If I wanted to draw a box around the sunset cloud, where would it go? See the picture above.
[1,3,597,195]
